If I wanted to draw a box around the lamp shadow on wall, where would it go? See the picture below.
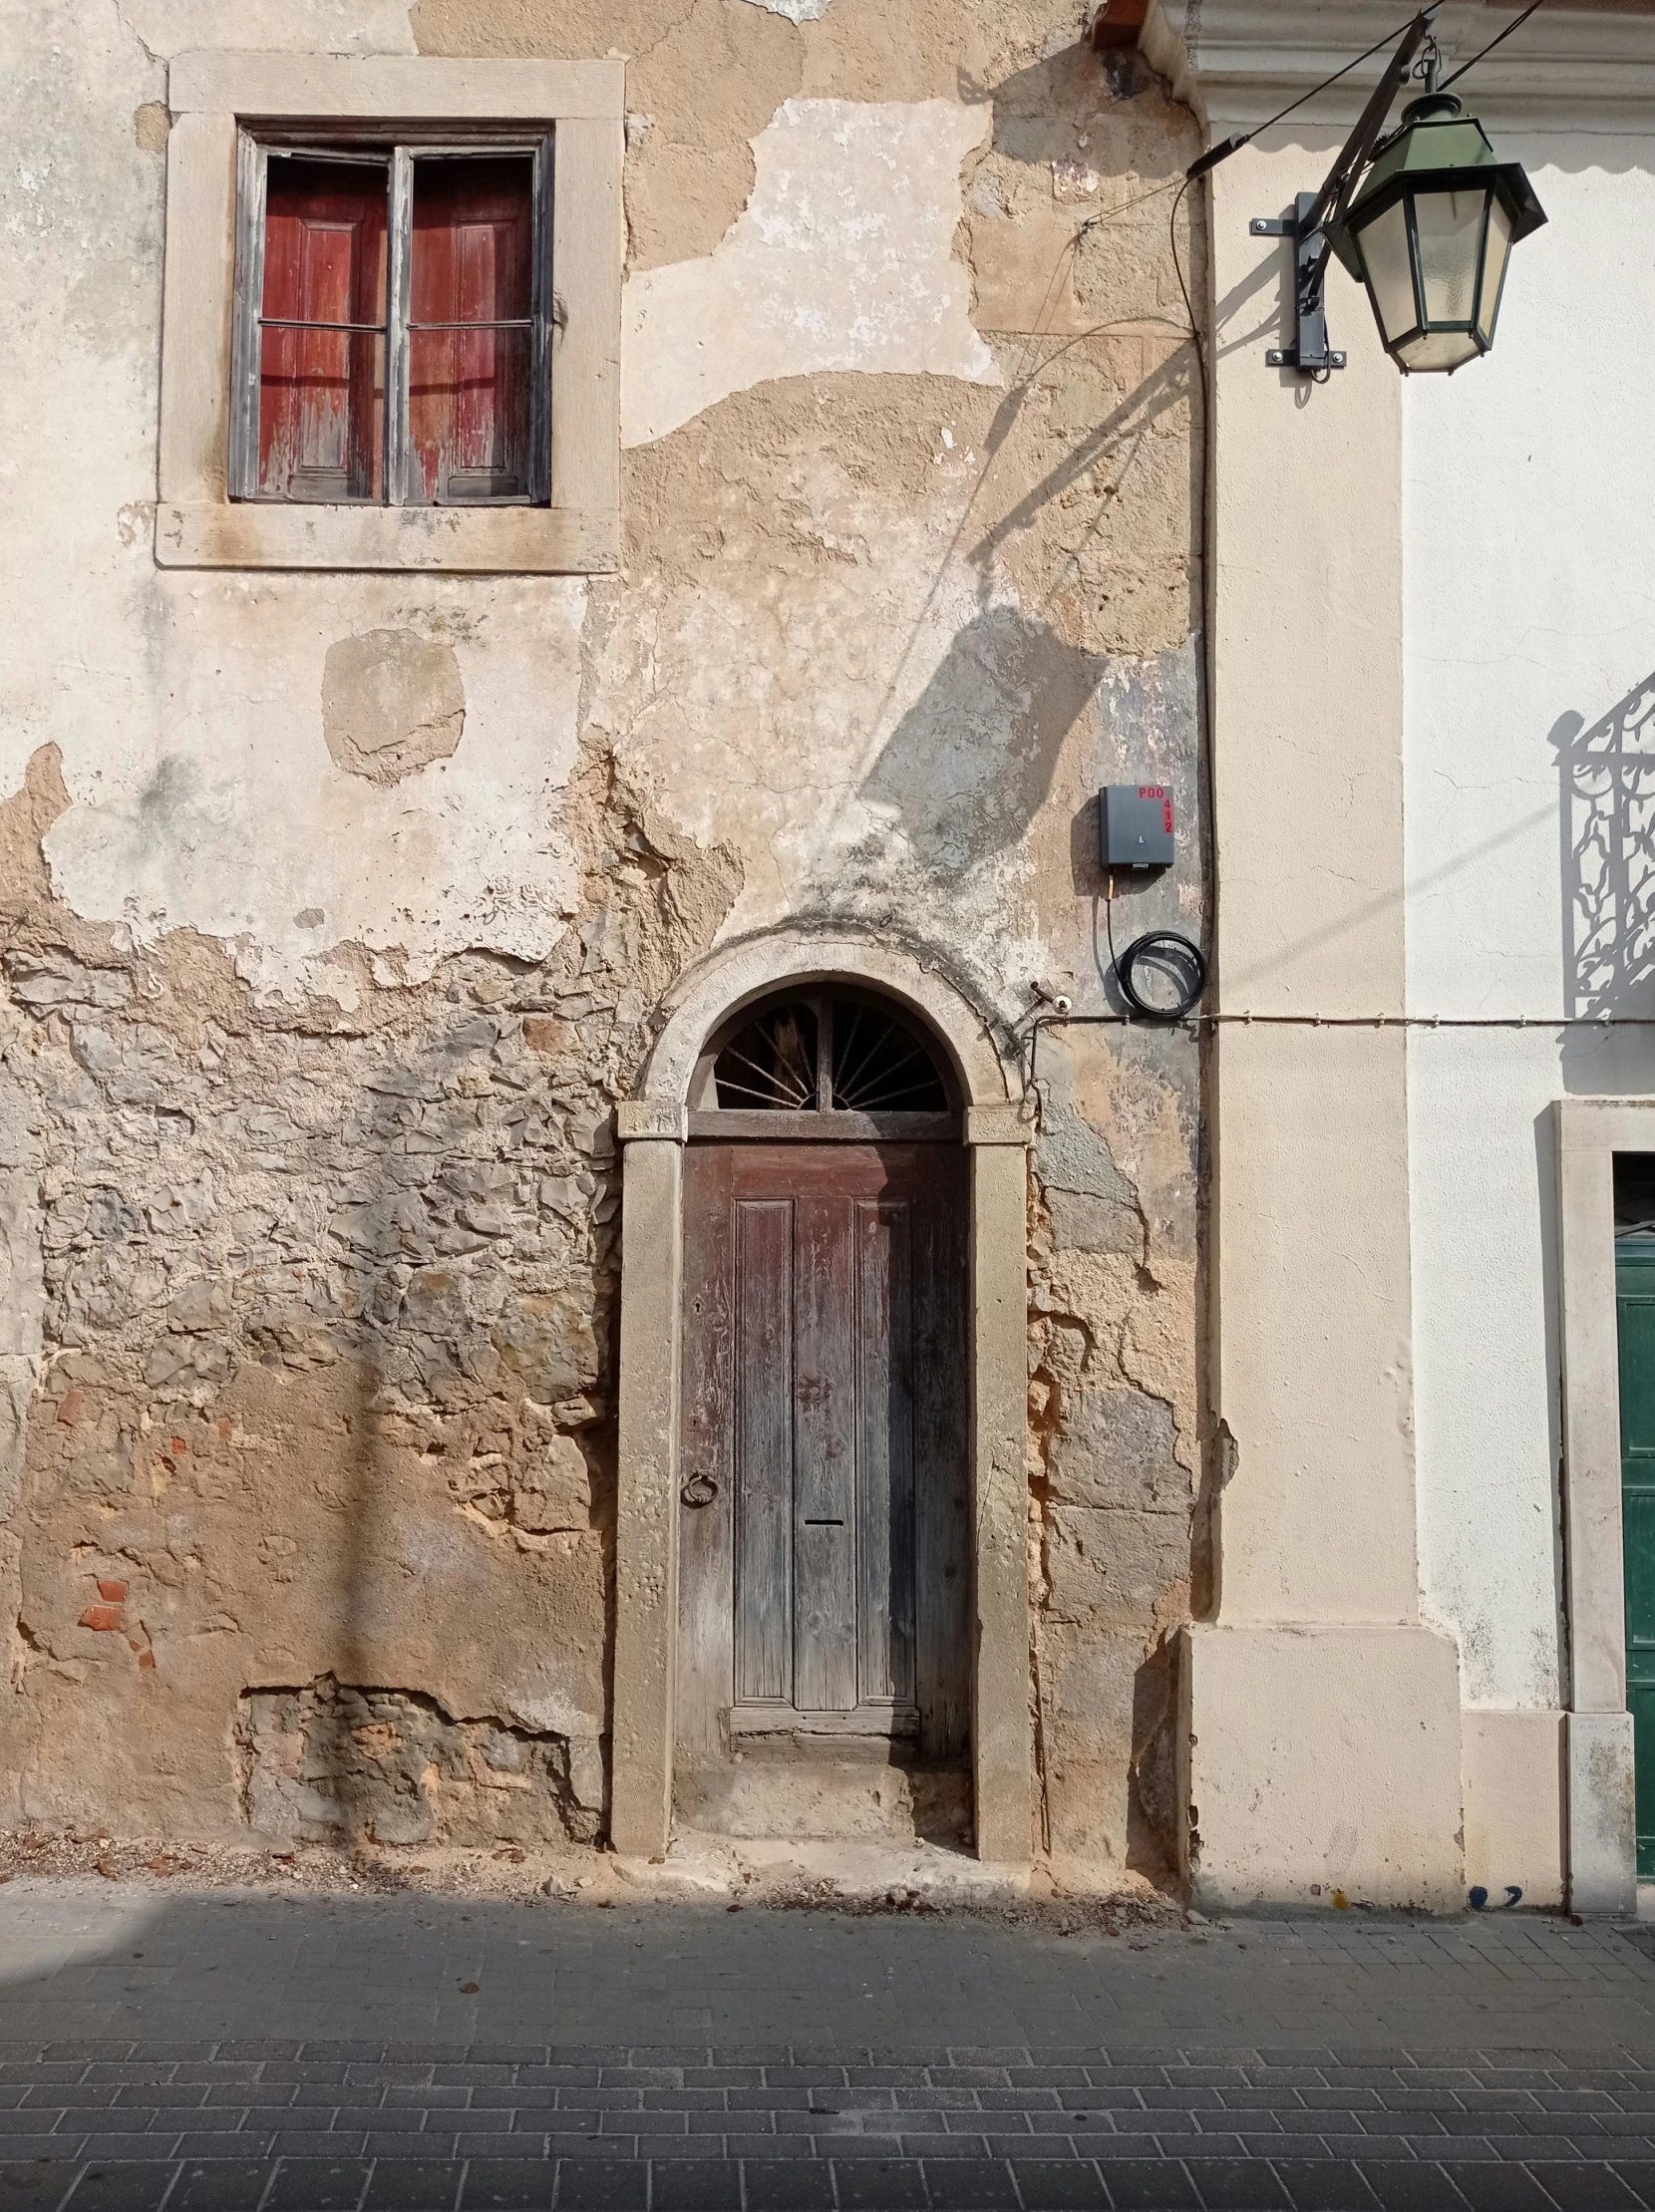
[853,344,1196,878]
[857,606,1106,872]
[847,40,1203,847]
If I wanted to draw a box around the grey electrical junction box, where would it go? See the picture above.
[1102,784,1175,869]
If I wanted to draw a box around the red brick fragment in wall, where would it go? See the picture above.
[523,1016,572,1056]
[97,1579,127,1603]
[1089,0,1149,47]
[57,1391,83,1425]
[79,1605,124,1632]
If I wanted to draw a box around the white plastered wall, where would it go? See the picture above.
[1405,140,1655,1907]
[1141,0,1655,1914]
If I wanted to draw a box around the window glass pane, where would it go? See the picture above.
[409,156,534,504]
[1353,196,1417,349]
[259,158,387,501]
[1414,185,1490,327]
[1617,1154,1655,1246]
[1477,194,1514,345]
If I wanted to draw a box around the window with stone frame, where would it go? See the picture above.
[155,53,622,575]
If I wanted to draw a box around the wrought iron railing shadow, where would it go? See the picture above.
[1553,668,1655,1027]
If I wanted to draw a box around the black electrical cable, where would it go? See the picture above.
[1439,0,1548,91]
[1187,0,1550,185]
[1104,879,1208,1023]
[1185,10,1425,180]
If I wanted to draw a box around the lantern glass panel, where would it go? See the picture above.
[1396,327,1483,373]
[1355,196,1417,348]
[1477,193,1514,344]
[1414,185,1492,327]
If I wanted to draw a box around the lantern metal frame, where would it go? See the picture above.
[1323,95,1547,373]
[1234,4,1543,378]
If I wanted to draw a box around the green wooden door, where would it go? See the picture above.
[1617,1239,1655,1876]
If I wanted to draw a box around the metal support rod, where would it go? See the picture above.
[1251,7,1436,375]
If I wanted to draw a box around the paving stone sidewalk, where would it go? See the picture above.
[4,1886,1655,2210]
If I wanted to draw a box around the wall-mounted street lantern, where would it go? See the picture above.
[1190,6,1547,377]
[1326,83,1546,374]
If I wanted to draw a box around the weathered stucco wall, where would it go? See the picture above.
[0,0,1203,1882]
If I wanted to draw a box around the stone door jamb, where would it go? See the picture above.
[608,935,1032,1866]
[1555,1095,1654,1912]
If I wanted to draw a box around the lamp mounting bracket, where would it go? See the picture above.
[1248,6,1436,376]
[1256,190,1350,371]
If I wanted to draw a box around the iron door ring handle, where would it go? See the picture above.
[681,1471,718,1507]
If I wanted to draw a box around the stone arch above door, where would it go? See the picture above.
[637,932,1016,1119]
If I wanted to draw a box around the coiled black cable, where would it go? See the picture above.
[1105,882,1207,1023]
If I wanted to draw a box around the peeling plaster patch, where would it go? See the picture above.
[740,0,831,18]
[118,0,417,57]
[621,99,996,447]
[132,103,168,154]
[42,583,587,1003]
[322,630,467,787]
[1037,1101,1144,1257]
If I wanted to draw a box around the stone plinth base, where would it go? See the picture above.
[1179,1622,1464,1911]
[1462,1709,1564,1909]
[1566,1710,1636,1916]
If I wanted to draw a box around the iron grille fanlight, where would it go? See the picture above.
[714,1000,820,1110]
[712,993,950,1112]
[1326,90,1546,375]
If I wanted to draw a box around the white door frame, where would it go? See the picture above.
[1555,1095,1653,1911]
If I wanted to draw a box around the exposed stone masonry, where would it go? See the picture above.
[237,1678,602,1847]
[0,747,742,1845]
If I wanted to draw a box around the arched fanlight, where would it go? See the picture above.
[1326,86,1546,374]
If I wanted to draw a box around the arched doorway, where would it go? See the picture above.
[609,932,1031,1866]
[674,986,971,1841]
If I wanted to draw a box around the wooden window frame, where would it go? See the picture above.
[230,130,555,510]
[157,51,622,573]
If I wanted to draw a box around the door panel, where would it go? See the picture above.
[678,1146,735,1767]
[854,1199,916,1711]
[793,1189,857,1712]
[677,1141,969,1796]
[734,1199,794,1706]
[1618,1246,1655,1877]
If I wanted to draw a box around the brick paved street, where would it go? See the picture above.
[4,1889,1655,2209]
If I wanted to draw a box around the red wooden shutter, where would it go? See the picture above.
[258,158,388,501]
[408,157,534,504]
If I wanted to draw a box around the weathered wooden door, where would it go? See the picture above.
[676,1140,970,1820]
